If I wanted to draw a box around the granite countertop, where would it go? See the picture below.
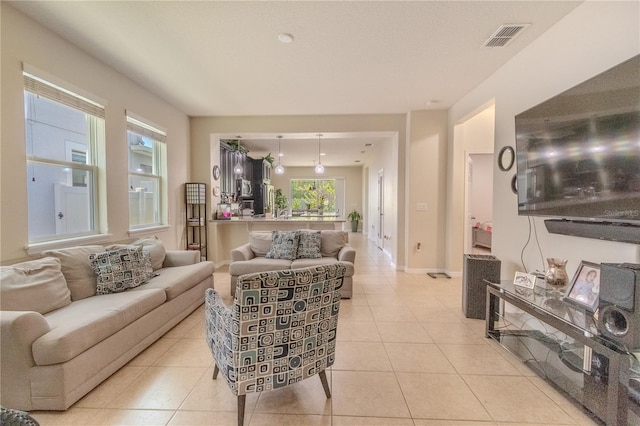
[213,216,345,223]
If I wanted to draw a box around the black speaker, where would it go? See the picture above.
[462,254,501,319]
[597,262,640,351]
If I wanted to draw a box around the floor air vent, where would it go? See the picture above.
[482,24,530,48]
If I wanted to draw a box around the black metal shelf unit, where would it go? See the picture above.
[185,182,207,260]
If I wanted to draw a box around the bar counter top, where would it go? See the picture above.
[213,216,345,223]
[211,216,346,232]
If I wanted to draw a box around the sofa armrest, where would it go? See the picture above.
[338,245,356,263]
[1,311,51,410]
[163,250,200,267]
[231,243,255,261]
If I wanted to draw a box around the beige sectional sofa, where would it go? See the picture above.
[0,238,215,411]
[229,230,355,298]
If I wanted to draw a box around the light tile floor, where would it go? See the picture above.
[31,233,601,425]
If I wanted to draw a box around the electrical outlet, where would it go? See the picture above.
[416,203,427,211]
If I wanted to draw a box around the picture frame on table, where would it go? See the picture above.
[513,271,537,289]
[564,261,600,312]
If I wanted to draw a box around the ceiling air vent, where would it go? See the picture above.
[482,24,530,48]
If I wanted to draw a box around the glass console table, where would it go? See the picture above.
[485,279,639,425]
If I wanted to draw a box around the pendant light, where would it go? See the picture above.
[314,133,325,174]
[274,135,285,175]
[233,150,243,175]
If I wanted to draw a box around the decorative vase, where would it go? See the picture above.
[545,258,569,286]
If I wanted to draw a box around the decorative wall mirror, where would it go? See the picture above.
[498,146,515,172]
[511,174,518,194]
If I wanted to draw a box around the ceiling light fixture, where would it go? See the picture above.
[274,135,285,175]
[315,134,325,174]
[233,155,243,174]
[233,143,244,175]
[278,33,294,43]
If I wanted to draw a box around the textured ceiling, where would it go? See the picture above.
[10,0,582,165]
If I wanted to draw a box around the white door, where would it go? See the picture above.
[377,169,384,250]
[54,183,90,235]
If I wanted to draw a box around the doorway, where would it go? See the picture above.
[377,169,384,250]
[464,154,494,254]
[456,103,495,258]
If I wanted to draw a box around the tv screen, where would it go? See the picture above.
[515,55,640,224]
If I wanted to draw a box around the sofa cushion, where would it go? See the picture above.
[34,288,166,365]
[0,257,71,314]
[132,237,166,270]
[134,261,215,300]
[89,247,154,295]
[320,230,348,258]
[297,230,322,259]
[249,232,272,257]
[229,258,293,277]
[43,245,105,301]
[266,230,300,260]
[292,258,355,276]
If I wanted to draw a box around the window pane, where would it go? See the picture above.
[24,90,100,243]
[290,179,337,216]
[24,92,90,159]
[127,124,165,230]
[27,163,94,240]
[128,175,160,227]
[127,131,154,173]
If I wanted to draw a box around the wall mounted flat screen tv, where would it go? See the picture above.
[515,54,640,224]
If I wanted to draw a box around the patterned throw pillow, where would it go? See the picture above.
[89,247,153,295]
[297,231,322,259]
[266,230,300,260]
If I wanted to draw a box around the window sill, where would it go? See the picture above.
[128,225,170,238]
[27,234,113,256]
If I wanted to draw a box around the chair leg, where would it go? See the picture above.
[213,364,219,380]
[237,394,246,426]
[318,369,331,398]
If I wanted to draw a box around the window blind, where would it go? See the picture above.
[23,72,105,119]
[126,114,167,143]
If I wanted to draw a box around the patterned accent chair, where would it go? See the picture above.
[205,263,346,426]
[0,406,40,426]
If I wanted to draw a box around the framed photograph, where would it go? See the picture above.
[564,261,600,312]
[514,271,537,289]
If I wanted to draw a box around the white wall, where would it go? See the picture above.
[1,4,191,263]
[448,1,640,279]
[405,110,449,272]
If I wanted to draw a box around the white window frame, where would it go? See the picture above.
[126,112,169,235]
[23,65,109,253]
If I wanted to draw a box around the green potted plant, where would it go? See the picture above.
[263,153,275,167]
[228,139,248,154]
[274,188,288,217]
[347,209,361,232]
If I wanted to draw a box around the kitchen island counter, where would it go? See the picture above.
[212,216,345,230]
